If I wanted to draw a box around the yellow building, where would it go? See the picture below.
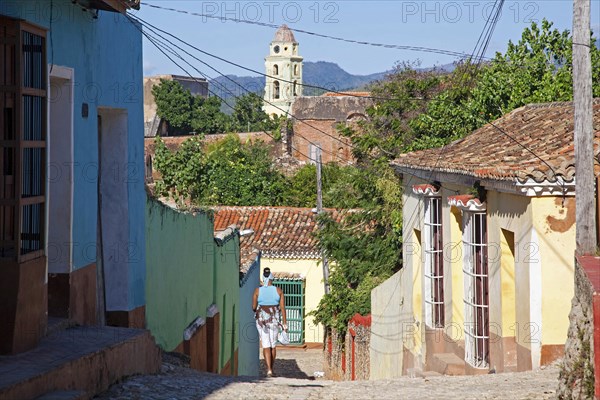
[214,206,342,345]
[370,100,600,378]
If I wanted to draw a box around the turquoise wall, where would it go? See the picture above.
[145,199,215,350]
[2,0,146,310]
[214,232,242,373]
[146,198,242,374]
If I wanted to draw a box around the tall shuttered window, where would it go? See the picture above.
[424,196,444,328]
[0,17,46,261]
[463,211,489,369]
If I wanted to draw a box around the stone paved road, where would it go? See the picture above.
[95,349,560,400]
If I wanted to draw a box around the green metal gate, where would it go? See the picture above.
[273,279,305,344]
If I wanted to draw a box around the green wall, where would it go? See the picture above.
[214,235,241,373]
[146,196,240,371]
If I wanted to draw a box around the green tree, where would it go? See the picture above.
[198,134,287,205]
[152,79,195,135]
[153,134,287,206]
[284,163,367,208]
[411,19,600,147]
[192,96,233,135]
[153,135,205,202]
[231,93,278,132]
[152,79,234,135]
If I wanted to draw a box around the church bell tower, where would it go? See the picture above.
[263,24,303,117]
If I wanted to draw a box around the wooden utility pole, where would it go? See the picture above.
[316,146,330,294]
[573,0,596,255]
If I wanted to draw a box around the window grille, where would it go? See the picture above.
[0,17,46,261]
[424,197,444,328]
[462,211,489,368]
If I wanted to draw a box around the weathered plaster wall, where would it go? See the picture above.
[238,255,260,376]
[290,95,372,164]
[214,234,241,375]
[384,175,574,375]
[345,315,371,380]
[532,197,576,347]
[2,0,147,311]
[261,258,324,343]
[145,199,215,351]
[486,190,536,371]
[370,271,404,380]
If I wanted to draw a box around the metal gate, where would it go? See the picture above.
[273,279,305,344]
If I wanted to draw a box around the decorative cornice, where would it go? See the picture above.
[412,184,441,197]
[447,195,486,212]
[515,177,576,197]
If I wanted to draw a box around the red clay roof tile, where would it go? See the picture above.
[392,100,600,184]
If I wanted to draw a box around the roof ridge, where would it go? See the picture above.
[523,98,600,109]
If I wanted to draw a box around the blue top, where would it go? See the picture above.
[258,286,280,306]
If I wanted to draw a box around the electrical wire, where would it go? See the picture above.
[130,14,357,164]
[140,2,478,60]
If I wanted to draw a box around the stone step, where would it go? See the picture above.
[422,371,443,378]
[35,390,86,400]
[0,325,161,400]
[430,352,465,376]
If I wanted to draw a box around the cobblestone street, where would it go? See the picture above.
[95,349,561,400]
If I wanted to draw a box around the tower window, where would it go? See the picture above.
[273,64,279,76]
[273,81,280,99]
[294,64,299,76]
[293,81,297,96]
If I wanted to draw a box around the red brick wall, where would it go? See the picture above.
[292,119,353,164]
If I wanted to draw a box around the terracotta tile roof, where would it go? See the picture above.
[391,100,600,184]
[273,24,297,43]
[447,194,486,212]
[412,184,440,196]
[272,272,304,281]
[212,206,345,260]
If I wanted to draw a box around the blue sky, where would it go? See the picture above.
[136,1,600,77]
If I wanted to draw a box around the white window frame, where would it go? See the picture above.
[462,210,489,369]
[423,196,444,328]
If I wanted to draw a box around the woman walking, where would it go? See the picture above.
[252,267,287,377]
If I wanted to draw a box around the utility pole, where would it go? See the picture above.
[573,0,596,255]
[316,146,330,294]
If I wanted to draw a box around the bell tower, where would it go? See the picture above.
[263,24,303,117]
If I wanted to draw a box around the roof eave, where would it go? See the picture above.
[396,166,576,197]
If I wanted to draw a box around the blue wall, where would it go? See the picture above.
[238,254,260,376]
[1,0,146,310]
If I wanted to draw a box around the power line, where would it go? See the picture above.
[131,14,356,164]
[128,14,342,165]
[133,13,431,103]
[140,2,479,60]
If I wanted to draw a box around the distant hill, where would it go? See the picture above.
[210,61,390,101]
[210,60,455,102]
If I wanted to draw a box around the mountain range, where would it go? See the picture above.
[210,61,459,101]
[210,61,391,101]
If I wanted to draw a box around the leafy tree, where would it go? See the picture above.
[152,79,233,135]
[198,134,287,205]
[192,96,233,135]
[311,163,403,334]
[152,79,195,135]
[284,163,364,208]
[153,135,204,202]
[411,19,600,147]
[231,92,278,132]
[153,134,287,206]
